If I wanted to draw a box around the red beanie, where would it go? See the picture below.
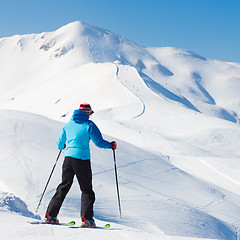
[79,103,94,115]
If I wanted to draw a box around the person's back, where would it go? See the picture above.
[57,109,112,160]
[64,119,90,158]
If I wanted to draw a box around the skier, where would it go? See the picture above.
[43,103,117,227]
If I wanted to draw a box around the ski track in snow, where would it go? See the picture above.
[199,157,240,188]
[114,63,146,119]
[13,122,35,201]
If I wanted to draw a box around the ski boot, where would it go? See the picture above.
[42,213,59,224]
[80,216,96,227]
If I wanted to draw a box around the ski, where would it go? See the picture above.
[70,223,110,229]
[28,220,75,226]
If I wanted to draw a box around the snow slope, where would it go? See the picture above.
[0,21,240,240]
[0,110,239,240]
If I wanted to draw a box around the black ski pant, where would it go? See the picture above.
[46,156,95,220]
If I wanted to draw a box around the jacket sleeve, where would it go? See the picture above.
[89,121,112,149]
[56,126,67,150]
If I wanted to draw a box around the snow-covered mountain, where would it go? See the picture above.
[1,21,240,122]
[1,21,240,240]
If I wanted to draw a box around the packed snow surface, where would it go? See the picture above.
[0,21,240,240]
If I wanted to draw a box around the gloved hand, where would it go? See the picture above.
[111,141,117,150]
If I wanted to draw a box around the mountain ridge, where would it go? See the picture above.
[0,21,240,124]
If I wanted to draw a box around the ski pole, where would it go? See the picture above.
[112,149,122,219]
[35,150,62,213]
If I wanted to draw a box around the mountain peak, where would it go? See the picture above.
[0,21,240,124]
[56,21,85,35]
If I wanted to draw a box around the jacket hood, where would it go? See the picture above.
[71,109,89,123]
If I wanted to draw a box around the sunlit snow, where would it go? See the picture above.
[0,21,240,240]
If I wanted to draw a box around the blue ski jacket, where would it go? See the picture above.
[57,109,112,160]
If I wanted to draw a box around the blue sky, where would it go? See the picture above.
[0,0,239,62]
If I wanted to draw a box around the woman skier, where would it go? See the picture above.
[43,103,117,227]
